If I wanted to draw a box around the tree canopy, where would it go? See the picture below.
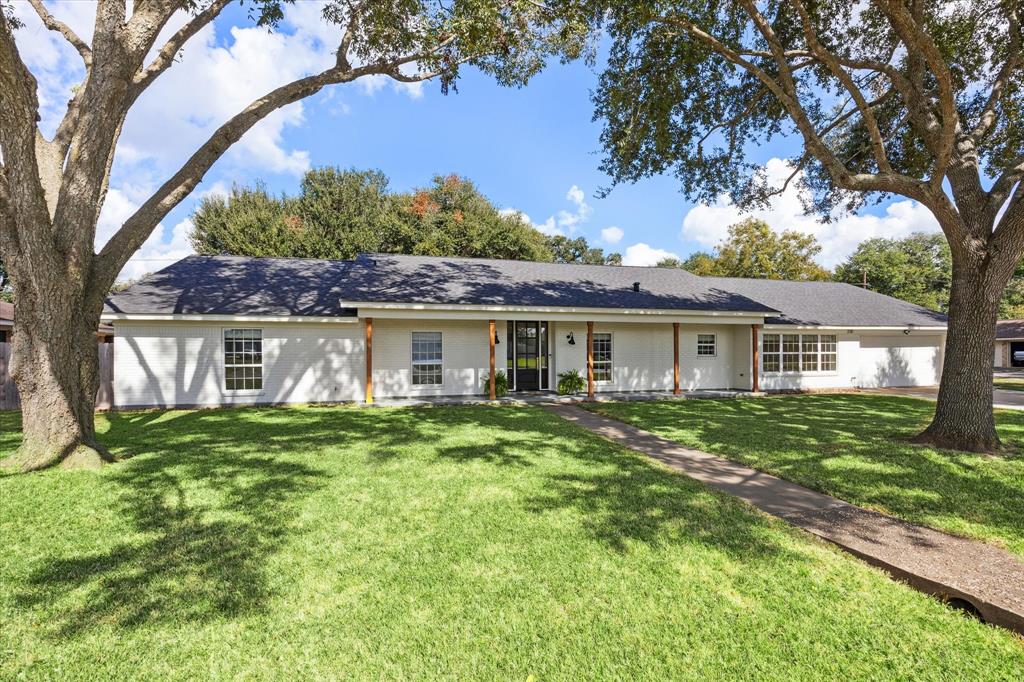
[0,0,591,470]
[659,218,828,281]
[580,0,1024,450]
[191,169,614,264]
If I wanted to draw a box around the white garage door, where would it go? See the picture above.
[857,335,943,388]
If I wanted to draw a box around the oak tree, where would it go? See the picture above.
[584,0,1024,451]
[0,0,585,470]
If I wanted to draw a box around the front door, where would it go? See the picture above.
[512,321,549,391]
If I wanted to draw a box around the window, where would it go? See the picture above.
[224,328,262,391]
[697,333,717,356]
[762,333,780,372]
[782,334,800,371]
[801,335,819,372]
[412,331,443,385]
[592,332,612,382]
[820,334,837,371]
[761,332,838,374]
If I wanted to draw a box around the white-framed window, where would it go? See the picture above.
[411,331,443,385]
[592,332,613,382]
[762,332,838,374]
[224,328,263,391]
[697,333,717,356]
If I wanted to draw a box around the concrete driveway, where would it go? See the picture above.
[863,384,1024,410]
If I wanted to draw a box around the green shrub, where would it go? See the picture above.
[557,369,586,395]
[483,370,509,398]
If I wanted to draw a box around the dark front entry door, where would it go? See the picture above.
[512,321,549,391]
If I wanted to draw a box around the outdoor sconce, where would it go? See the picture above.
[494,330,501,344]
[566,331,576,345]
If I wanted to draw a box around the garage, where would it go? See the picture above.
[857,334,944,388]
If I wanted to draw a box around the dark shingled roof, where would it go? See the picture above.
[997,320,1024,340]
[105,255,356,317]
[340,254,776,312]
[700,276,948,328]
[104,253,948,329]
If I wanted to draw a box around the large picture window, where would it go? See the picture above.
[762,333,837,374]
[593,333,613,382]
[224,328,263,391]
[412,331,443,385]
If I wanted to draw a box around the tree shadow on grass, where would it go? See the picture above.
[589,395,1024,552]
[13,404,810,640]
[16,420,329,637]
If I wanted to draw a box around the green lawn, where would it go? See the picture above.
[994,378,1024,392]
[1,405,1022,679]
[586,394,1024,557]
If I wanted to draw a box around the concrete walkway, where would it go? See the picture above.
[546,404,1024,634]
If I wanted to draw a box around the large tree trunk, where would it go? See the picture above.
[1,286,112,472]
[913,258,1005,452]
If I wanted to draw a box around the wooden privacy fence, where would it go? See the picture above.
[0,342,113,411]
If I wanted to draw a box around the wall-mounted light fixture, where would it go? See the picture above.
[494,330,501,344]
[566,331,576,345]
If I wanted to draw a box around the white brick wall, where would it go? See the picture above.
[371,319,490,398]
[757,330,943,390]
[114,322,365,408]
[551,321,744,391]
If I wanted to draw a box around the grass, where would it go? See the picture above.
[994,378,1024,392]
[1,405,1022,679]
[586,394,1024,557]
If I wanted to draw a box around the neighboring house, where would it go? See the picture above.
[102,253,948,409]
[0,301,114,343]
[0,301,12,343]
[994,320,1024,368]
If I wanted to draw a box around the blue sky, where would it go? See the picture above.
[15,1,941,279]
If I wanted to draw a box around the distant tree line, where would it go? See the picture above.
[190,169,621,266]
[191,169,1024,318]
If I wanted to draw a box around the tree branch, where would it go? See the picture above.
[969,5,1021,142]
[876,0,958,187]
[134,0,232,92]
[790,0,892,173]
[27,0,92,66]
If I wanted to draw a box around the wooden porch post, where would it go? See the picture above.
[365,317,373,404]
[673,322,681,396]
[586,321,595,400]
[751,323,760,393]
[488,319,497,400]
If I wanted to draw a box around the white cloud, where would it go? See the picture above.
[600,226,624,244]
[120,218,196,282]
[680,157,941,268]
[622,243,679,267]
[503,185,593,237]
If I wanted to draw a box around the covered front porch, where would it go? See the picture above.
[359,312,764,403]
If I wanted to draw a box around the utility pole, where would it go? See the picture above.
[861,268,869,289]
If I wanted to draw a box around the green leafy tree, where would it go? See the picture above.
[401,175,553,261]
[834,233,952,312]
[546,235,621,264]
[0,0,588,471]
[192,170,405,260]
[658,220,828,280]
[0,257,10,301]
[582,0,1024,451]
[714,219,830,281]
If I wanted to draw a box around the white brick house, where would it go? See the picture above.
[103,253,948,409]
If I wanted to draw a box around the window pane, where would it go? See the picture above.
[697,333,716,356]
[224,329,262,390]
[762,334,780,354]
[593,333,612,381]
[802,353,818,371]
[412,332,443,385]
[820,334,837,371]
[763,354,780,373]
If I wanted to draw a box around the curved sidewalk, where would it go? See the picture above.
[546,404,1024,635]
